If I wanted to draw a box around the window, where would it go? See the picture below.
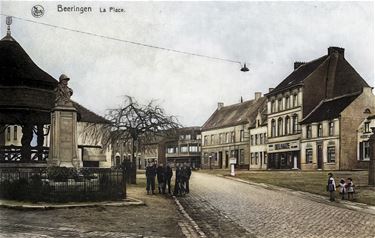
[240,130,244,142]
[180,145,188,153]
[292,115,298,133]
[250,135,254,145]
[285,96,290,109]
[264,133,267,143]
[197,134,202,140]
[293,94,298,107]
[271,120,276,137]
[278,98,283,111]
[179,134,185,140]
[365,122,370,133]
[189,145,198,153]
[6,127,10,141]
[204,136,208,145]
[219,133,223,144]
[328,121,334,136]
[317,124,323,137]
[306,149,313,163]
[231,131,235,143]
[285,116,290,135]
[327,147,336,163]
[250,153,254,164]
[259,133,263,144]
[239,149,245,165]
[278,118,283,136]
[225,133,229,143]
[255,134,258,145]
[264,152,267,164]
[271,100,276,113]
[211,135,215,145]
[13,126,17,140]
[255,152,259,165]
[167,147,175,154]
[185,134,191,140]
[306,125,312,138]
[259,152,263,165]
[359,141,370,160]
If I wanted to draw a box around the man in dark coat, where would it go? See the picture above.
[165,163,173,194]
[184,163,192,193]
[156,163,166,194]
[173,163,181,196]
[146,161,157,195]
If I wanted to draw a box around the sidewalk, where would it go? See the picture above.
[218,174,375,216]
[0,197,144,210]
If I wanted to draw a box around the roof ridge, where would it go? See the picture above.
[323,91,362,102]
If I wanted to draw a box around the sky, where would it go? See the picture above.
[1,1,374,127]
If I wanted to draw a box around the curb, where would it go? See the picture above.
[173,196,207,238]
[218,174,375,216]
[0,197,145,210]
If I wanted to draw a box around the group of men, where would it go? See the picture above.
[145,161,192,196]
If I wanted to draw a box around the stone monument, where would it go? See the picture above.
[48,74,81,168]
[368,127,375,186]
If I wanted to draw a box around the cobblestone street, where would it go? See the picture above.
[177,172,375,238]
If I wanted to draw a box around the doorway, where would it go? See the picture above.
[317,145,323,169]
[225,151,229,168]
[218,151,223,169]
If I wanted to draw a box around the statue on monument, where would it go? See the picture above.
[55,74,73,107]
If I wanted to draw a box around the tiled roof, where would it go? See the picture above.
[301,93,360,124]
[202,97,267,131]
[72,101,110,124]
[268,48,369,97]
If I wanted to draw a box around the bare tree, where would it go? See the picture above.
[84,96,180,183]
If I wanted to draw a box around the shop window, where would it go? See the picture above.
[327,147,336,163]
[189,145,198,152]
[306,149,313,164]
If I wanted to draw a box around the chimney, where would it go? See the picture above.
[328,47,344,57]
[255,92,262,100]
[294,61,305,70]
[269,88,274,93]
[218,102,224,110]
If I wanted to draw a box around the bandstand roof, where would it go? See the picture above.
[0,33,57,124]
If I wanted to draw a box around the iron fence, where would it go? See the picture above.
[0,167,126,202]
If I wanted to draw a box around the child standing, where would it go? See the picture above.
[338,178,346,200]
[346,178,355,201]
[327,173,336,202]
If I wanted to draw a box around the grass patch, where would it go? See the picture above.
[199,169,375,206]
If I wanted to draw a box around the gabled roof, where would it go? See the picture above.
[202,97,267,131]
[301,93,361,124]
[267,47,369,98]
[72,101,110,124]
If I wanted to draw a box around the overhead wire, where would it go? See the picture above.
[1,13,242,65]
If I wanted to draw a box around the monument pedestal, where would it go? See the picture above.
[48,106,81,168]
